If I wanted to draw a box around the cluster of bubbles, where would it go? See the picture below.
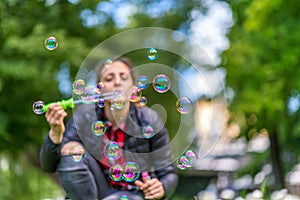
[89,108,157,140]
[135,73,171,94]
[33,46,199,171]
[109,161,140,182]
[33,48,193,116]
[72,78,106,104]
[44,36,58,51]
[176,149,198,170]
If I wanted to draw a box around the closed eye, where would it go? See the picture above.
[121,73,129,80]
[104,74,114,82]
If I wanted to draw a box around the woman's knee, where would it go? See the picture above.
[60,141,83,155]
[57,142,100,199]
[57,142,88,172]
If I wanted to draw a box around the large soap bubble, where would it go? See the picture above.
[72,27,226,172]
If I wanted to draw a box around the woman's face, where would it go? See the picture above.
[100,61,134,95]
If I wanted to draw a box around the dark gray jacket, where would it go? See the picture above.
[40,103,178,198]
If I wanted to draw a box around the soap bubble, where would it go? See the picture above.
[73,27,226,172]
[32,101,45,115]
[70,145,85,162]
[109,164,123,181]
[91,121,106,136]
[122,162,140,182]
[136,75,149,90]
[104,58,113,69]
[176,150,198,169]
[183,149,198,167]
[147,48,158,61]
[119,194,129,200]
[176,97,193,114]
[97,81,105,93]
[126,86,141,102]
[139,96,147,106]
[104,141,122,160]
[142,125,155,138]
[176,155,188,170]
[111,93,126,110]
[97,98,105,108]
[152,74,170,93]
[44,36,58,50]
[72,79,85,95]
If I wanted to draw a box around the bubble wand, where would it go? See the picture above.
[32,91,117,115]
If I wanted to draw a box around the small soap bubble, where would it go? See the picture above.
[111,93,126,110]
[97,81,105,93]
[104,141,122,160]
[176,150,198,170]
[184,150,198,168]
[176,97,193,114]
[109,164,123,182]
[176,155,188,170]
[44,36,58,50]
[152,74,170,93]
[32,101,45,115]
[81,86,101,103]
[142,125,155,139]
[104,58,113,69]
[126,86,142,102]
[139,96,147,106]
[147,48,158,61]
[97,98,105,108]
[70,145,85,162]
[123,162,140,182]
[136,75,149,90]
[72,79,86,95]
[119,195,129,200]
[91,121,106,136]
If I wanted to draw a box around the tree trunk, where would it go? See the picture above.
[270,130,284,188]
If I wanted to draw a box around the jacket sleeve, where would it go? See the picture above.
[156,165,179,199]
[39,134,61,173]
[39,116,80,172]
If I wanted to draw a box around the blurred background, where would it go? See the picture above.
[1,0,300,199]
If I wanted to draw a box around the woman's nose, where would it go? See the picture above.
[114,75,121,86]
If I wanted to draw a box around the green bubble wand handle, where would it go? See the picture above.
[42,98,74,113]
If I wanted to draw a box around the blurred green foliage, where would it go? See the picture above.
[223,0,300,188]
[0,152,65,200]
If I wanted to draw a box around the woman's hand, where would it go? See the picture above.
[135,178,165,199]
[45,102,67,144]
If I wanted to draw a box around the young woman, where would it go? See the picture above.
[39,57,178,200]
